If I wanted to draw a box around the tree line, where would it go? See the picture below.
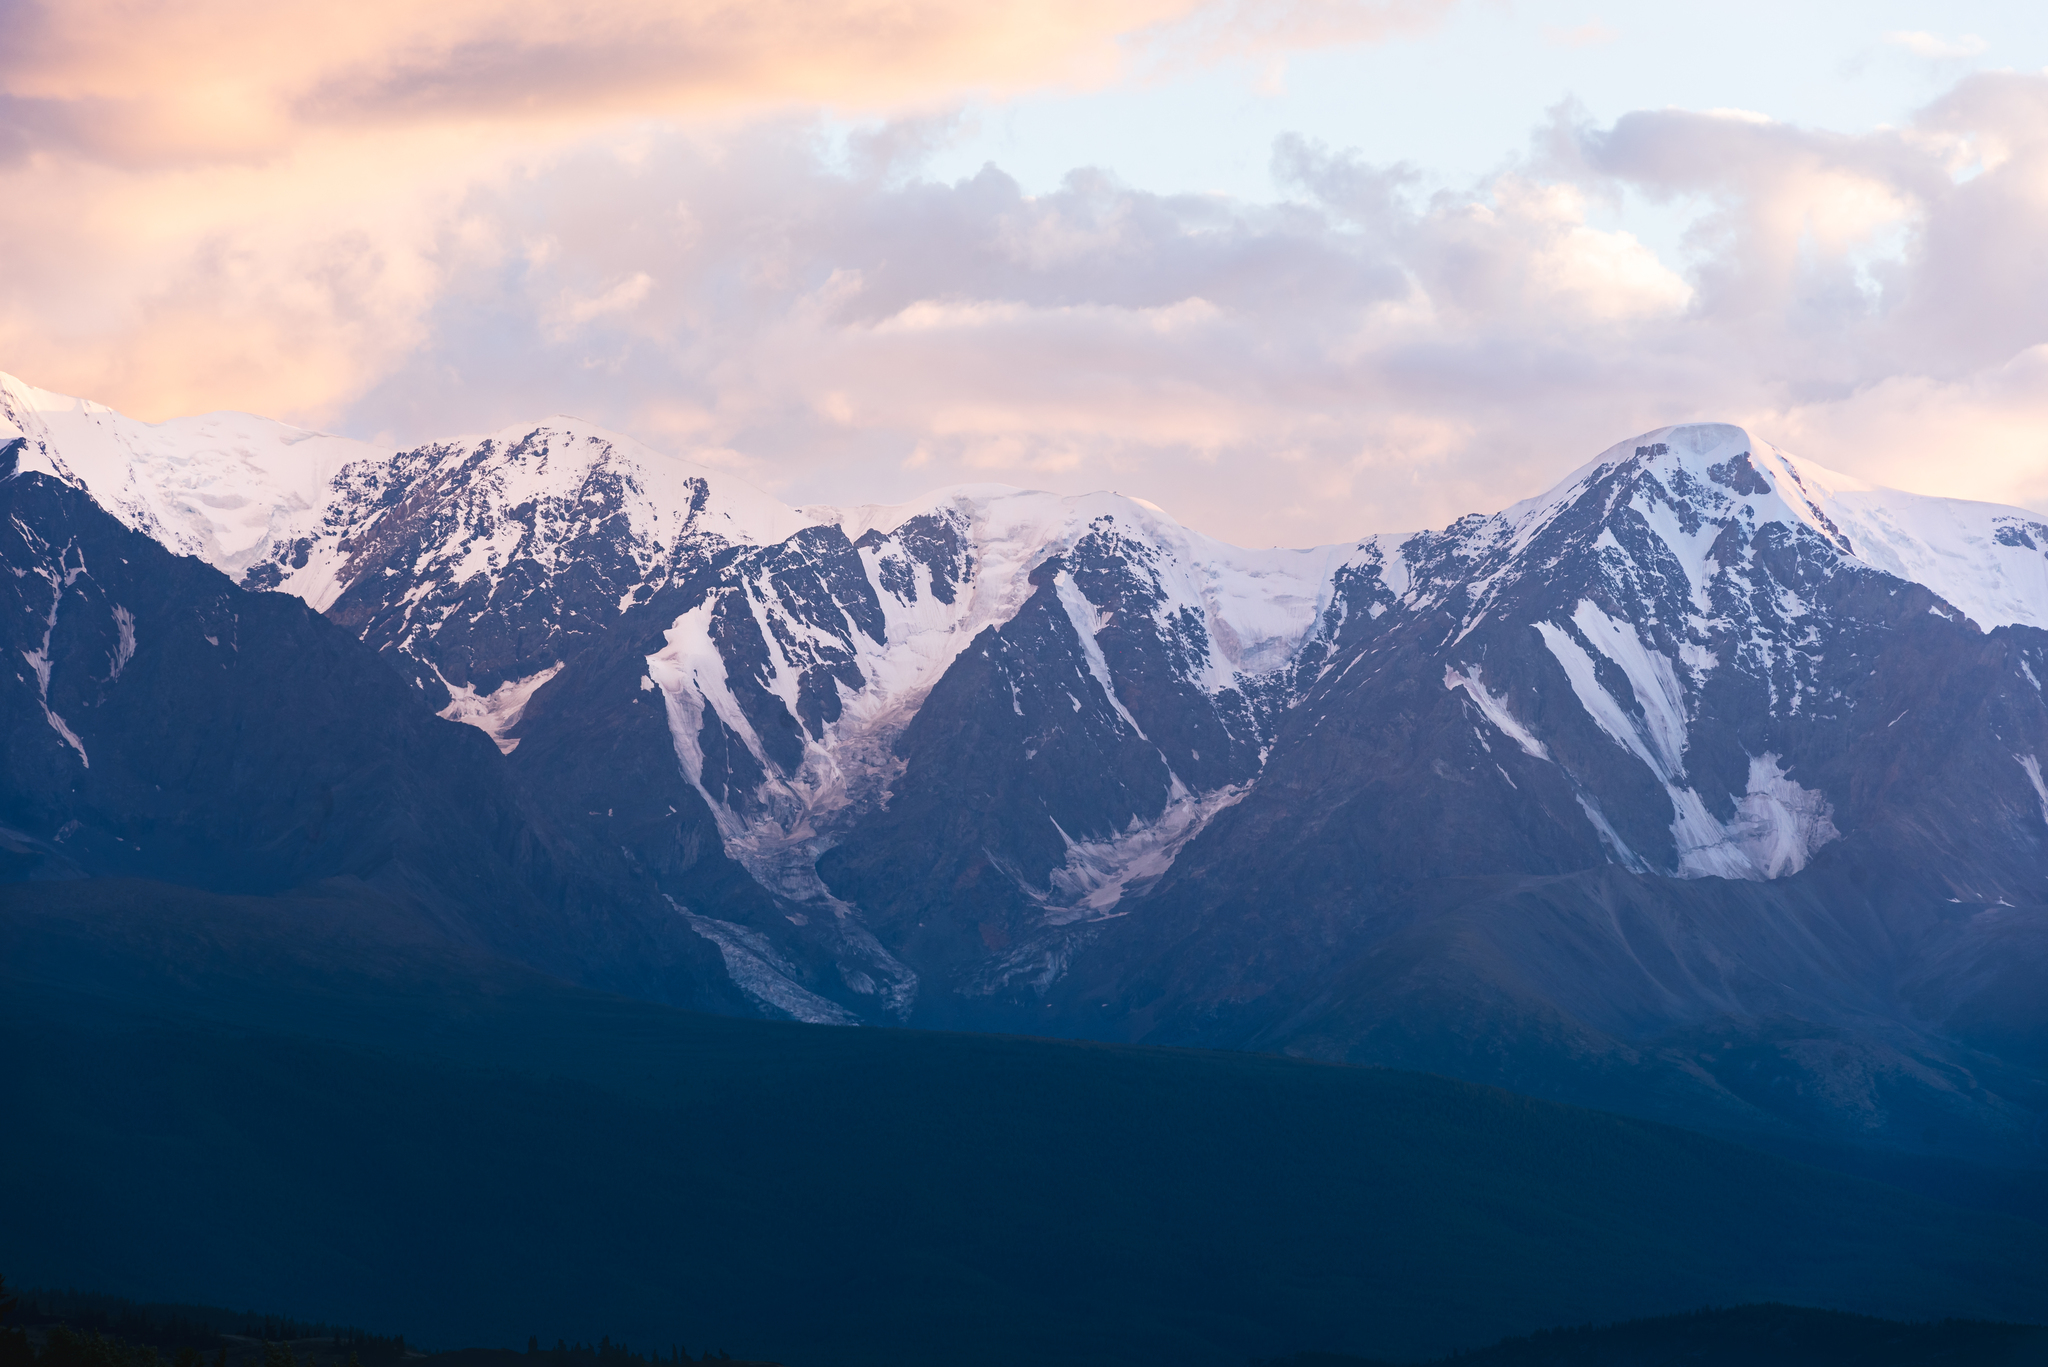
[1,1281,766,1367]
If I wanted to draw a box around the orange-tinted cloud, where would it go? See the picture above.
[5,10,2048,548]
[0,0,1452,164]
[299,77,2045,545]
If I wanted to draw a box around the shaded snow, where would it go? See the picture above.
[1537,605,1837,879]
[1575,792,1646,872]
[437,662,564,754]
[1443,664,1549,760]
[1566,599,1689,775]
[1535,618,1664,777]
[16,537,90,767]
[2018,755,2048,828]
[653,487,1356,926]
[1709,754,1841,880]
[1038,782,1250,923]
[670,900,859,1025]
[109,606,136,680]
[1054,569,1149,740]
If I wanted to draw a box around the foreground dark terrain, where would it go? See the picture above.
[1,1285,778,1367]
[6,1273,2048,1367]
[5,880,2048,1367]
[1271,1304,2048,1366]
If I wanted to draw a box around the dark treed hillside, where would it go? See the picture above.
[0,1280,778,1367]
[1266,1303,2048,1366]
[5,880,2048,1367]
[7,1281,2045,1367]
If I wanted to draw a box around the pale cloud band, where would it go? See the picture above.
[0,0,1449,163]
[1,0,2044,548]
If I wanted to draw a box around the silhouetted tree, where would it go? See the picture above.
[0,1277,30,1367]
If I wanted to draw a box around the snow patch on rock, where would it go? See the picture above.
[437,662,564,754]
[1054,568,1149,741]
[1537,606,1837,879]
[1681,754,1840,880]
[2017,755,2048,828]
[671,900,859,1025]
[1038,781,1250,924]
[109,606,136,680]
[1444,664,1549,760]
[15,532,90,767]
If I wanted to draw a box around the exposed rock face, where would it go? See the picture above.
[9,372,2048,1163]
[0,434,747,1015]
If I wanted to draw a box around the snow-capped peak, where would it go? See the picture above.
[810,483,1355,685]
[0,370,388,578]
[1617,424,2048,630]
[1444,421,2048,632]
[0,373,817,596]
[448,414,818,551]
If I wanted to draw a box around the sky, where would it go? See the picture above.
[5,0,2048,547]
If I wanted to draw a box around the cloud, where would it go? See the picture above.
[555,273,657,331]
[1542,20,1618,49]
[1131,0,1455,69]
[1882,30,1988,62]
[310,123,1714,543]
[5,26,2048,549]
[318,72,2048,545]
[0,0,1453,166]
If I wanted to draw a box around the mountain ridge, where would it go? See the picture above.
[7,368,2047,1167]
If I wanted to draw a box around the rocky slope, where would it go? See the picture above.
[8,371,2048,1163]
[0,425,748,1014]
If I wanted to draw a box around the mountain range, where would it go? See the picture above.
[5,368,2047,1171]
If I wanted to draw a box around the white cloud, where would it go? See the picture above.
[6,31,2048,550]
[557,272,656,328]
[282,73,2046,545]
[1883,30,1989,61]
[1542,20,1617,49]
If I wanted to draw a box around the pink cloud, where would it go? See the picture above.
[4,24,2047,548]
[0,0,1453,165]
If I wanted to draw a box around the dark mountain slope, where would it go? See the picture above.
[0,441,741,1012]
[13,390,2048,1171]
[6,878,2048,1367]
[503,565,900,1023]
[817,559,1204,1003]
[1033,434,2048,1162]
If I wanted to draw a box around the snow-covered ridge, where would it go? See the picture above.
[1415,422,2047,884]
[283,414,817,620]
[12,371,2048,915]
[0,372,816,612]
[813,484,1357,685]
[1,371,387,579]
[1427,421,2048,632]
[10,377,2042,644]
[646,485,1356,917]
